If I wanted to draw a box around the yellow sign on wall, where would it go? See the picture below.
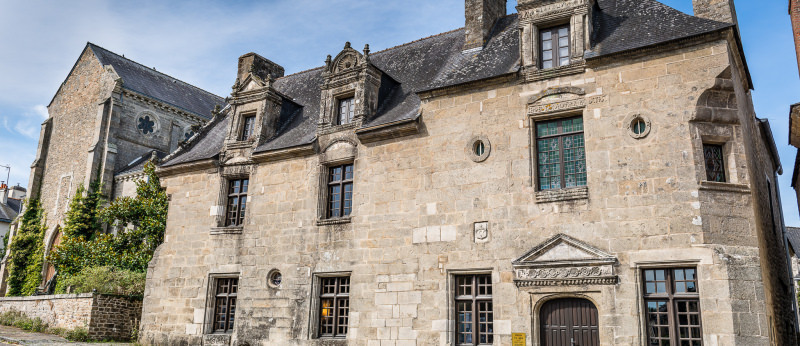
[512,333,526,346]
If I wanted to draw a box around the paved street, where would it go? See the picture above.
[0,325,132,345]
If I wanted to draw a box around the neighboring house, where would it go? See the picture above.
[0,43,225,295]
[0,184,25,242]
[139,0,796,345]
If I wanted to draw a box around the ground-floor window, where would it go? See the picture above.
[318,276,350,338]
[212,278,238,333]
[643,268,702,346]
[455,274,493,345]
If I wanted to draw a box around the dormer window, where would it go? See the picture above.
[240,115,256,141]
[541,25,570,69]
[338,97,355,125]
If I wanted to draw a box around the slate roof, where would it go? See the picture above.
[0,199,20,223]
[88,43,225,119]
[116,150,168,176]
[163,0,733,167]
[787,227,800,256]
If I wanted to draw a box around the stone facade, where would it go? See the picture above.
[0,43,224,294]
[0,293,142,340]
[139,1,796,345]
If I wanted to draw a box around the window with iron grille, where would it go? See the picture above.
[212,278,238,333]
[318,276,350,338]
[240,115,256,141]
[225,179,248,226]
[536,116,586,190]
[338,97,355,125]
[702,144,726,182]
[540,25,570,69]
[455,274,493,345]
[643,268,703,346]
[327,164,353,218]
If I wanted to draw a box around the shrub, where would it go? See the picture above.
[56,266,146,296]
[6,199,46,296]
[64,327,89,342]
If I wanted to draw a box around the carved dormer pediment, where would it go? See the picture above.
[513,234,618,287]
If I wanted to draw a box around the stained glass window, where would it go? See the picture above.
[540,25,570,69]
[318,276,350,338]
[138,115,155,134]
[703,144,726,182]
[536,117,586,190]
[455,274,493,345]
[643,268,702,346]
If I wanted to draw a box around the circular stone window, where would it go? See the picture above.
[467,136,491,162]
[268,270,282,288]
[627,114,651,139]
[136,113,159,135]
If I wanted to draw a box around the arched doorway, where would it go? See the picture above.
[43,228,63,290]
[540,298,599,346]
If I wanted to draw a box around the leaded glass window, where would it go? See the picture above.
[643,268,703,346]
[213,278,238,333]
[703,144,726,182]
[241,115,256,141]
[225,178,248,226]
[319,276,350,338]
[327,164,354,218]
[338,97,355,125]
[536,117,586,190]
[455,274,493,345]
[540,25,570,69]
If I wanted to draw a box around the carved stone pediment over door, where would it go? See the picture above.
[513,234,618,287]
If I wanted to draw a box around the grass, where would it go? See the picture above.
[0,310,92,342]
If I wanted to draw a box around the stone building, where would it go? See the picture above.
[141,0,796,345]
[0,43,224,295]
[0,184,26,242]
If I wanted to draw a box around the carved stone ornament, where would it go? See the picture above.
[512,233,618,287]
[527,87,607,117]
[474,222,489,243]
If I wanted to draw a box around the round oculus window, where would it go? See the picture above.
[137,115,156,135]
[627,115,651,139]
[467,136,491,163]
[268,270,282,288]
[474,141,486,156]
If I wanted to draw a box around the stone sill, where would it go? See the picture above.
[211,226,244,235]
[226,140,254,150]
[317,217,352,226]
[524,62,586,82]
[698,181,750,194]
[535,187,589,203]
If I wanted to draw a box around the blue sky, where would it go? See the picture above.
[1,0,799,225]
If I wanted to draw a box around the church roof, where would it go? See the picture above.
[162,0,733,168]
[787,227,800,256]
[88,43,225,119]
[0,199,20,223]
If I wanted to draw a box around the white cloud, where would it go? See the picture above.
[32,105,48,119]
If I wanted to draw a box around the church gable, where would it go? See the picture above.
[513,234,617,287]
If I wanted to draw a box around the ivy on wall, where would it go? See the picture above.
[6,199,46,296]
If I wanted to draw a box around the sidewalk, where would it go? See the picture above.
[0,325,132,345]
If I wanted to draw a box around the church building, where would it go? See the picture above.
[141,0,796,345]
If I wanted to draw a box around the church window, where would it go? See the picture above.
[225,178,248,226]
[703,144,726,182]
[642,268,703,346]
[318,276,350,338]
[212,277,238,333]
[540,25,570,69]
[338,97,355,125]
[454,274,493,345]
[536,116,586,190]
[327,163,354,218]
[240,115,256,141]
[137,115,156,135]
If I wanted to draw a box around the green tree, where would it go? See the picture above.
[6,199,46,296]
[61,180,104,241]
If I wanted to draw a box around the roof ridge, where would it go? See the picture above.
[87,42,225,102]
[277,66,325,81]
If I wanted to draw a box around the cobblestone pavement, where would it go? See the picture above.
[0,325,132,345]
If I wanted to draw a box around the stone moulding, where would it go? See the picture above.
[252,143,317,163]
[523,62,587,83]
[317,217,352,226]
[355,117,421,144]
[210,226,243,235]
[513,233,618,287]
[698,181,751,194]
[535,186,589,203]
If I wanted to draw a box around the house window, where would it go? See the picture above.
[536,117,586,190]
[240,115,256,140]
[213,278,238,333]
[455,274,493,345]
[540,25,570,69]
[327,164,354,218]
[318,276,350,338]
[703,144,726,182]
[225,178,248,226]
[643,268,703,346]
[338,97,355,125]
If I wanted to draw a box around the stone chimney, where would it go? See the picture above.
[464,0,507,51]
[237,52,285,84]
[692,0,738,26]
[1,183,7,205]
[790,0,800,78]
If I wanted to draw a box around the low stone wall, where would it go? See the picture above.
[0,293,142,340]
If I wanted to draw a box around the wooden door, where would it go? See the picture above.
[540,298,599,346]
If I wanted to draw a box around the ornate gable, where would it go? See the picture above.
[512,234,618,287]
